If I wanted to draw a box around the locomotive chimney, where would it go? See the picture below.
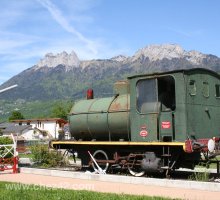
[87,88,94,99]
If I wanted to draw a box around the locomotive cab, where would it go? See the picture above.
[129,74,176,142]
[129,68,220,147]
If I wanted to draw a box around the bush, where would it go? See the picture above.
[0,136,14,158]
[30,145,65,168]
[0,136,13,145]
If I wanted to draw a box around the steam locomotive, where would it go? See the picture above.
[52,68,220,176]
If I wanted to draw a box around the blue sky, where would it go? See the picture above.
[0,0,220,84]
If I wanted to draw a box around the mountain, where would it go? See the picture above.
[1,44,220,101]
[35,51,80,70]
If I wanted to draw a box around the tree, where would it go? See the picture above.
[50,101,73,120]
[8,110,24,121]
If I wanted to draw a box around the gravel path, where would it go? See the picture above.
[1,172,220,200]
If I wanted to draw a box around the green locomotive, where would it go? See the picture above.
[52,68,220,176]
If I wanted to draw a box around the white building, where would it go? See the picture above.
[0,122,32,140]
[12,118,68,139]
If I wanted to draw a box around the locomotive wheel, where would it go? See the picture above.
[127,154,145,177]
[91,150,109,172]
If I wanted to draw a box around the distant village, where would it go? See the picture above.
[0,118,70,151]
[0,86,70,152]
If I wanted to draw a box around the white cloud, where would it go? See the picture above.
[37,0,98,55]
[0,0,129,84]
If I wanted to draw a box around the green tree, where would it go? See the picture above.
[8,110,24,121]
[50,101,73,120]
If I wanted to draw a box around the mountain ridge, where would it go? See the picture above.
[1,44,220,101]
[31,44,219,71]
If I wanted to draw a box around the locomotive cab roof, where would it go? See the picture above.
[127,68,220,79]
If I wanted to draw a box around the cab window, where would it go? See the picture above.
[136,79,157,113]
[158,76,176,111]
[189,80,196,96]
[215,84,220,98]
[202,82,209,98]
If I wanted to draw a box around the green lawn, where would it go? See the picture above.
[0,181,174,200]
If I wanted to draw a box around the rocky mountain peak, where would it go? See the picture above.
[110,55,128,62]
[35,50,80,70]
[131,44,206,65]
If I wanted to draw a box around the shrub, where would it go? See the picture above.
[30,145,65,168]
[0,136,13,145]
[0,136,14,158]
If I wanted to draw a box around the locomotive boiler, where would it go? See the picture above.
[69,81,130,141]
[52,68,220,176]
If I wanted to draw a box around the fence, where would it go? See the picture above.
[0,134,19,173]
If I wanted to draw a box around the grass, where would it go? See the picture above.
[188,171,210,182]
[0,181,174,200]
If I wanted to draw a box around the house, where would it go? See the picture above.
[0,122,32,140]
[0,122,33,153]
[11,118,68,139]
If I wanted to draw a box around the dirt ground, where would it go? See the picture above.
[1,172,220,200]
